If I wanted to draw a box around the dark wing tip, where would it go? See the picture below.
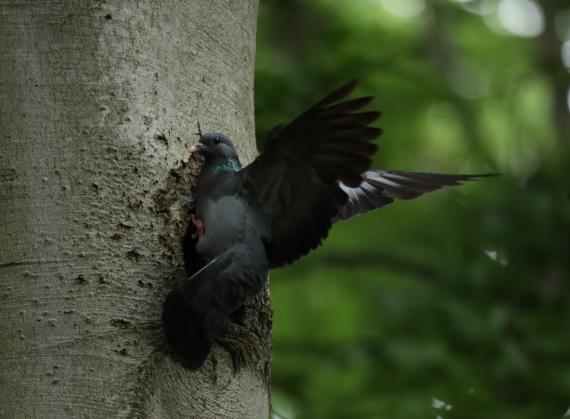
[389,170,501,182]
[310,79,360,110]
[466,173,502,178]
[341,79,359,93]
[366,170,500,200]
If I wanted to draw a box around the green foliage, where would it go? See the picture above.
[255,1,570,418]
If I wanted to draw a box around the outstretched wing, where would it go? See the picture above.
[240,80,382,268]
[335,170,497,221]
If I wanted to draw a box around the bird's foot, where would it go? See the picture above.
[191,215,205,240]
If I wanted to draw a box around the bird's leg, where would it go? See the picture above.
[191,215,205,240]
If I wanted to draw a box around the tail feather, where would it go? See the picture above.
[162,270,225,369]
[162,247,268,369]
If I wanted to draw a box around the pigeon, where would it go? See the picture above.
[162,80,496,369]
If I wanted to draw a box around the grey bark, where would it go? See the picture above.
[0,1,270,418]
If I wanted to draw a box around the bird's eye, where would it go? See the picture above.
[213,137,221,145]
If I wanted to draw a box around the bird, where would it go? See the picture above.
[162,80,496,369]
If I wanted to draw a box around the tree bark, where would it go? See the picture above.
[0,1,270,418]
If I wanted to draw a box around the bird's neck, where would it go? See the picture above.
[208,156,242,175]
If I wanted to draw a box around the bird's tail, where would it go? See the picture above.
[162,257,227,369]
[162,247,267,369]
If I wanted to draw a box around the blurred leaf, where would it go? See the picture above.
[256,0,570,418]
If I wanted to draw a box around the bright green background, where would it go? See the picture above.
[254,1,570,418]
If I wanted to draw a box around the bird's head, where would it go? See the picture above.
[190,133,239,162]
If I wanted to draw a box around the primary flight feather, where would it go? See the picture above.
[162,80,495,369]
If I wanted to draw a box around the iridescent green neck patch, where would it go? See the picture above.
[213,157,241,174]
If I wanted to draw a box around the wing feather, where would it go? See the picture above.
[335,170,498,221]
[241,81,381,267]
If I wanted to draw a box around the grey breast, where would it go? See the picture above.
[196,195,250,259]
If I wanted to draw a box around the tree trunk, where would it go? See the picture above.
[0,1,270,418]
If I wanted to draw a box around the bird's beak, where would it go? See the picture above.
[190,143,205,154]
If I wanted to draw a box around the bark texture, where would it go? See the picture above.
[0,1,270,418]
